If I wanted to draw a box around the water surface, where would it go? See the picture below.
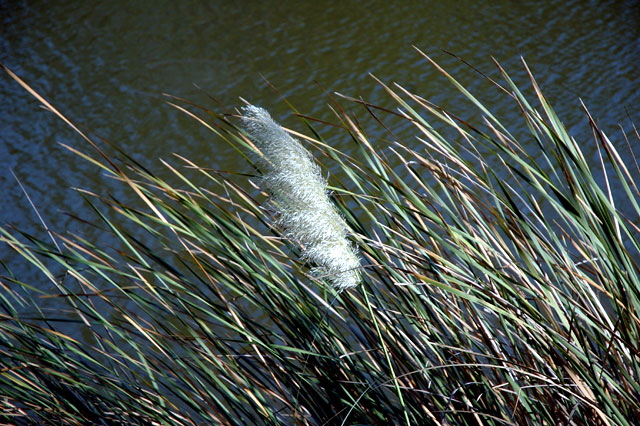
[1,0,639,282]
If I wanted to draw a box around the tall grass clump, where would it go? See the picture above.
[1,50,640,425]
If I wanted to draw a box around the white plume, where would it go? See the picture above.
[241,105,361,291]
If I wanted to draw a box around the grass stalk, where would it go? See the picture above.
[360,287,411,426]
[2,53,640,425]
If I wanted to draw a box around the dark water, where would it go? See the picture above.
[1,0,639,278]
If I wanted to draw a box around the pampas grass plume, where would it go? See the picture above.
[241,105,361,291]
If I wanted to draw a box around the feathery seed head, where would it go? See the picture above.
[241,105,361,291]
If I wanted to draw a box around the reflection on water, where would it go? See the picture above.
[1,0,639,286]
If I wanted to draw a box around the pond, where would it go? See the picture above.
[1,0,639,298]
